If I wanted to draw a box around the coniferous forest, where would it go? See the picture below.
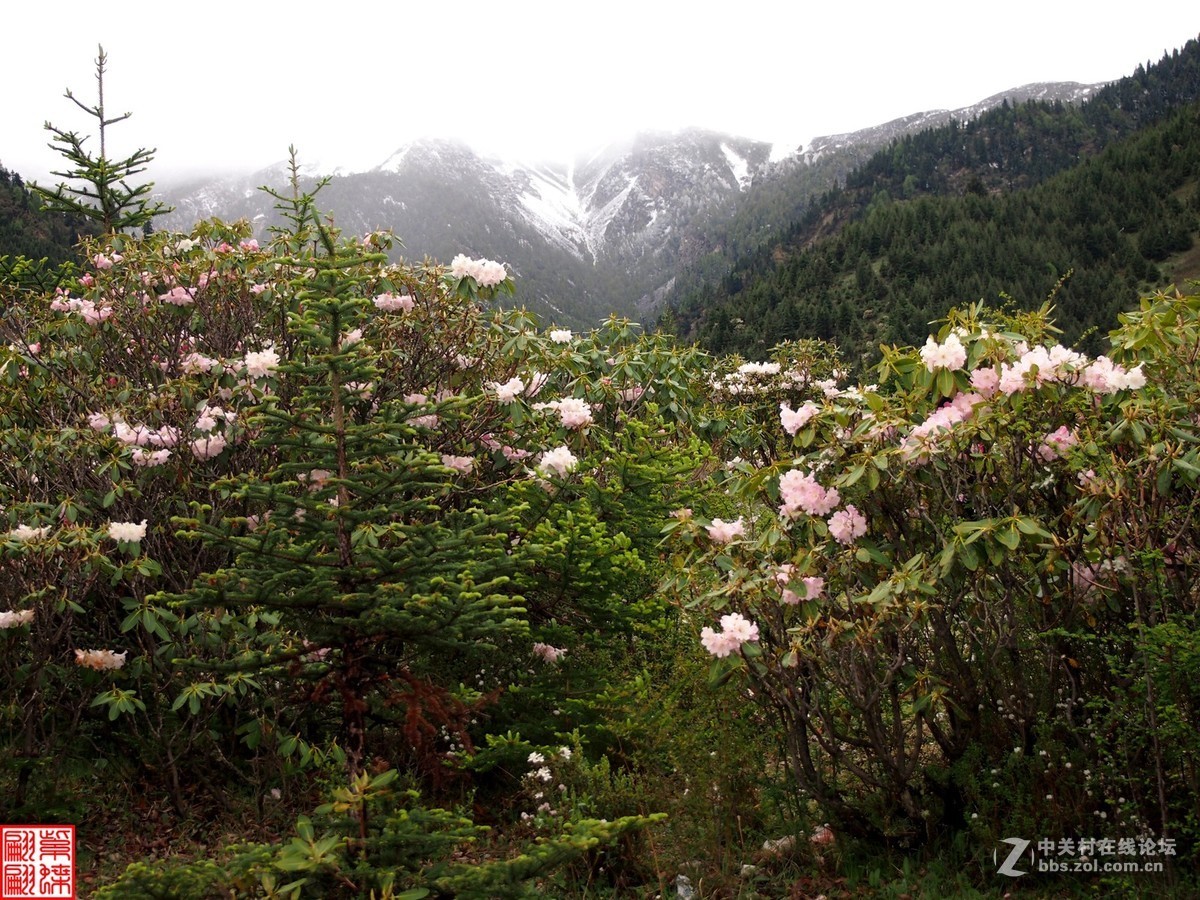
[670,40,1200,366]
[2,39,1200,900]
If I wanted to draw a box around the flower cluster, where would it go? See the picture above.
[827,505,867,544]
[700,612,760,658]
[776,565,825,605]
[780,401,820,435]
[242,346,280,379]
[535,397,593,429]
[8,524,51,542]
[373,291,415,312]
[0,609,35,629]
[532,642,567,664]
[441,454,475,475]
[536,446,578,479]
[778,470,840,518]
[107,520,148,542]
[919,333,968,371]
[1037,426,1078,462]
[706,517,745,543]
[49,294,113,326]
[449,254,508,287]
[899,392,985,462]
[74,649,127,670]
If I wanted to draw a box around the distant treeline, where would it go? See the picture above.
[669,38,1200,364]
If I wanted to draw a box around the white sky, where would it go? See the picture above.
[3,2,1196,182]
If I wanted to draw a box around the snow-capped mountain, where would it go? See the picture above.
[159,128,774,326]
[156,82,1101,327]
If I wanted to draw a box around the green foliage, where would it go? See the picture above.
[96,768,660,899]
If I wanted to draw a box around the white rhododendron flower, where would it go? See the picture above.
[107,520,148,542]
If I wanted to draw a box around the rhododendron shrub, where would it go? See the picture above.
[667,297,1200,854]
[0,176,708,840]
[0,218,294,807]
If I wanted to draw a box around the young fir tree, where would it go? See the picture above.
[165,205,528,780]
[33,45,170,235]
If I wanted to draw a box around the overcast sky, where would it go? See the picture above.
[3,3,1196,183]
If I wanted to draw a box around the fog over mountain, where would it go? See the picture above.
[157,82,1103,327]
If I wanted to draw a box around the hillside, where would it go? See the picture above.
[671,38,1200,362]
[0,162,98,269]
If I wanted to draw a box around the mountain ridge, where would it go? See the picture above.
[153,81,1106,327]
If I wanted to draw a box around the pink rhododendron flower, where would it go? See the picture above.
[532,642,567,663]
[721,612,759,643]
[920,333,968,371]
[449,254,473,279]
[373,292,415,312]
[1081,356,1147,393]
[179,351,217,374]
[130,448,171,467]
[93,253,114,270]
[700,612,760,657]
[74,649,127,670]
[899,394,984,462]
[802,576,826,600]
[0,609,35,629]
[706,517,745,543]
[403,393,439,429]
[999,344,1088,394]
[779,470,840,518]
[76,299,113,325]
[147,426,180,448]
[780,401,820,436]
[1077,468,1103,494]
[191,434,228,460]
[113,422,153,446]
[969,365,1000,397]
[441,454,475,475]
[474,259,508,287]
[87,412,111,431]
[525,372,549,396]
[1037,426,1078,461]
[239,239,259,251]
[827,505,867,544]
[450,255,507,286]
[160,285,196,306]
